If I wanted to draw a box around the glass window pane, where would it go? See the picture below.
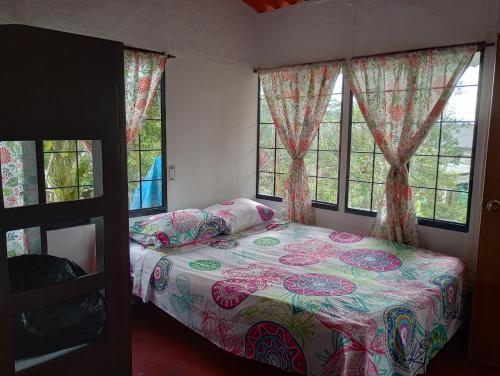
[416,124,440,156]
[259,148,275,172]
[6,227,41,258]
[323,94,342,122]
[260,99,273,123]
[79,186,94,200]
[333,73,343,94]
[46,187,78,203]
[372,183,385,212]
[276,134,284,148]
[1,141,39,208]
[319,123,339,150]
[78,152,94,186]
[127,151,140,181]
[457,52,480,86]
[435,190,468,224]
[258,172,274,196]
[44,152,78,188]
[437,157,471,192]
[276,149,291,174]
[43,140,76,152]
[351,123,373,152]
[141,120,162,150]
[259,123,275,148]
[409,156,438,189]
[440,122,474,157]
[140,151,161,180]
[443,86,478,122]
[348,181,372,211]
[317,178,337,204]
[318,151,338,178]
[412,187,435,219]
[146,90,161,119]
[308,177,316,201]
[275,173,286,198]
[305,151,317,176]
[128,181,140,209]
[141,180,163,209]
[349,152,373,182]
[352,97,366,123]
[373,154,390,184]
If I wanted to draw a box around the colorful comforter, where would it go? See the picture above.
[130,220,465,376]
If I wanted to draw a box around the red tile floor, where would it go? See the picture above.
[132,303,499,376]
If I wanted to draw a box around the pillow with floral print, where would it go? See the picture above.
[129,209,226,249]
[203,198,276,234]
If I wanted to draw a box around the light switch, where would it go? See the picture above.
[168,165,175,181]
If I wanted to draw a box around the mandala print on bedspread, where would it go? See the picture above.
[245,321,307,374]
[209,239,239,249]
[431,274,459,319]
[212,278,259,309]
[283,273,356,296]
[189,259,221,271]
[279,239,339,266]
[328,230,363,243]
[339,249,402,272]
[266,223,289,231]
[151,256,172,293]
[385,306,417,372]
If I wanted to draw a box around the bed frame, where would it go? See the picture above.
[0,25,131,375]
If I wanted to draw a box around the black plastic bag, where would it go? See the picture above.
[8,255,106,359]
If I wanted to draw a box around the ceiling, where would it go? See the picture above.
[243,0,306,14]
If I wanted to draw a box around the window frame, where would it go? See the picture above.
[255,77,343,211]
[344,49,485,232]
[128,71,167,218]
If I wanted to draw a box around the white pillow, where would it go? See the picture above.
[203,198,275,234]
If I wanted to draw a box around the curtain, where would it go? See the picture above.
[345,46,476,245]
[83,49,167,153]
[260,62,341,224]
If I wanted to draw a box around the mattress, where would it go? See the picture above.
[130,220,465,376]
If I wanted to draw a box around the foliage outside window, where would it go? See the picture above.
[127,76,166,212]
[257,74,343,207]
[347,51,481,228]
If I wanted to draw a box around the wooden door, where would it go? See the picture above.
[0,25,131,375]
[469,34,500,367]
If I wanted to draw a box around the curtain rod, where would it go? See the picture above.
[124,45,176,59]
[253,41,494,73]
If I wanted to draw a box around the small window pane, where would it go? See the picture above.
[413,187,435,219]
[79,186,94,200]
[127,151,140,181]
[440,122,474,157]
[78,152,94,186]
[351,123,373,152]
[44,152,78,188]
[416,125,440,156]
[43,140,76,152]
[318,151,338,178]
[332,73,343,94]
[260,99,273,123]
[46,187,78,203]
[259,148,275,172]
[349,153,373,182]
[323,94,342,122]
[141,180,163,209]
[351,98,365,123]
[275,173,286,198]
[409,156,438,189]
[259,123,275,148]
[258,173,274,196]
[435,190,468,224]
[373,154,390,184]
[141,120,162,150]
[319,123,339,150]
[348,181,372,211]
[146,90,161,119]
[276,149,291,174]
[443,86,478,122]
[140,151,161,180]
[128,181,139,208]
[437,157,471,192]
[304,151,317,175]
[317,178,337,204]
[457,52,480,86]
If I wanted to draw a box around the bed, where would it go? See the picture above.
[130,219,464,376]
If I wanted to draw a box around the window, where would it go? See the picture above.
[43,140,95,203]
[256,73,343,208]
[346,51,482,230]
[127,73,166,214]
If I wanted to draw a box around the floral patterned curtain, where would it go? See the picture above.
[345,46,476,245]
[82,49,167,153]
[260,62,341,224]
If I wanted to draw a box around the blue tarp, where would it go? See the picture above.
[130,156,163,210]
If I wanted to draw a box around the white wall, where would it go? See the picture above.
[255,0,500,275]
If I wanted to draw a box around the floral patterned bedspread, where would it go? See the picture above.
[130,220,464,376]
